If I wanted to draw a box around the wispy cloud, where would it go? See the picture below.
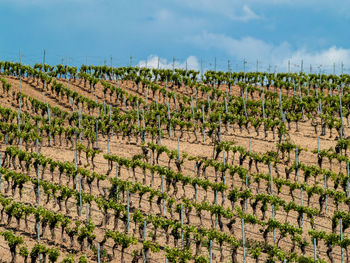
[186,31,350,73]
[138,55,200,70]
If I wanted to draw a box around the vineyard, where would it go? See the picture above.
[0,61,350,263]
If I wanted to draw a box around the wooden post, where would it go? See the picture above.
[242,218,246,263]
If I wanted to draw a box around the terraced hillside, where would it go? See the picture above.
[0,61,349,262]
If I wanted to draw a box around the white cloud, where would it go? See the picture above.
[173,0,261,22]
[138,55,200,71]
[186,31,350,73]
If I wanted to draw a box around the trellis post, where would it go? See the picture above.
[115,164,119,201]
[202,104,205,143]
[347,161,349,198]
[181,204,184,248]
[137,100,140,129]
[269,163,276,243]
[313,237,317,262]
[97,243,101,263]
[209,239,213,263]
[36,139,41,244]
[86,204,89,222]
[142,108,145,142]
[127,190,130,233]
[150,151,154,187]
[225,96,229,132]
[339,86,344,138]
[194,164,198,200]
[167,100,171,137]
[79,176,82,216]
[341,218,344,263]
[18,104,22,149]
[143,220,147,263]
[161,175,165,215]
[0,152,2,190]
[47,104,51,146]
[158,115,162,144]
[78,105,82,142]
[242,218,246,263]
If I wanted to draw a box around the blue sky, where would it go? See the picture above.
[1,0,350,73]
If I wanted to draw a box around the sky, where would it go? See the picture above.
[0,0,350,73]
